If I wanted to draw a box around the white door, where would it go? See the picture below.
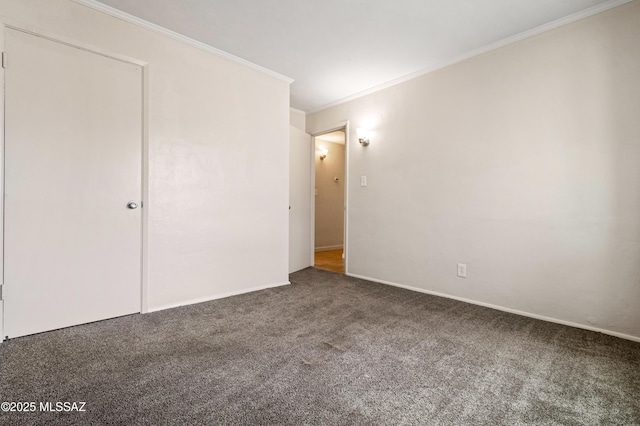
[289,126,312,273]
[3,28,143,338]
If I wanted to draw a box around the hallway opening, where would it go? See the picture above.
[313,129,346,274]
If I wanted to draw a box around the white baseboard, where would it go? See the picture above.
[347,273,640,343]
[148,281,291,313]
[315,245,343,252]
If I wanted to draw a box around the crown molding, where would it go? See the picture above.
[70,0,294,84]
[307,0,633,114]
[289,107,307,116]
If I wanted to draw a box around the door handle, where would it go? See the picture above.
[127,201,138,209]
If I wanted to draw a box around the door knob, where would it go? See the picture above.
[127,201,138,209]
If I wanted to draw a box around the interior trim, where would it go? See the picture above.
[70,0,294,84]
[307,0,633,114]
[147,281,291,313]
[348,272,640,343]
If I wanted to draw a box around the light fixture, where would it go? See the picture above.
[356,128,370,146]
[319,148,328,160]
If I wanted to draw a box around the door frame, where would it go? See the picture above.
[310,121,350,273]
[0,22,150,340]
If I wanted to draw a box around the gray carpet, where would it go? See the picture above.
[1,267,638,425]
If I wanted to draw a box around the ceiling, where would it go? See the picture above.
[93,0,621,112]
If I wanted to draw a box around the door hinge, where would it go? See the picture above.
[0,285,3,300]
[1,52,6,69]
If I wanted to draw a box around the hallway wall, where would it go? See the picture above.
[315,138,345,251]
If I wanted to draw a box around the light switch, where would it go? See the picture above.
[457,263,467,278]
[360,176,367,187]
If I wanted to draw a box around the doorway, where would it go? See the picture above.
[3,28,144,338]
[313,129,346,273]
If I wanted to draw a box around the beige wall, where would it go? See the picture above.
[307,2,640,340]
[289,125,312,272]
[314,139,345,250]
[0,0,290,328]
[290,109,306,131]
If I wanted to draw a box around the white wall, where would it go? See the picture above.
[307,2,640,341]
[290,108,306,132]
[0,0,290,321]
[289,125,312,273]
[314,140,345,250]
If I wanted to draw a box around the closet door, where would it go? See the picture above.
[4,28,143,338]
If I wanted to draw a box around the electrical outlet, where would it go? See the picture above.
[457,263,467,278]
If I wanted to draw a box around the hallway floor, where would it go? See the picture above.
[314,249,344,274]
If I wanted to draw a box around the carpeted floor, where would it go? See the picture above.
[1,267,639,425]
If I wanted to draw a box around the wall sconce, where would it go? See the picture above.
[356,128,370,146]
[319,148,328,160]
